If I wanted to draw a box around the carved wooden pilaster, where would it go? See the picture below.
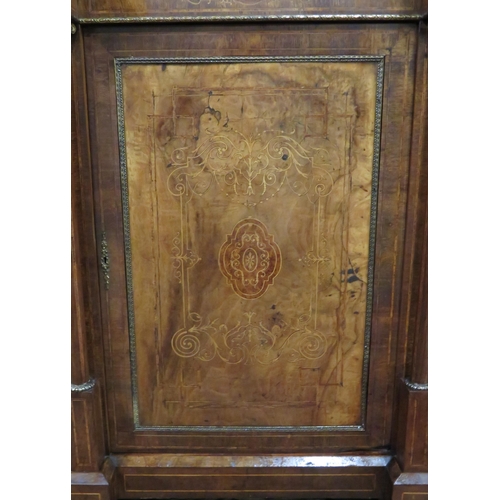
[71,20,109,488]
[390,18,427,500]
[395,17,428,389]
[409,217,427,386]
[71,216,90,387]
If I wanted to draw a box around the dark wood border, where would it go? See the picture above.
[83,22,417,453]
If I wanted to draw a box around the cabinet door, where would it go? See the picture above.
[85,23,416,452]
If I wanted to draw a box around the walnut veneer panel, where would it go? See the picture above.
[85,23,417,451]
[121,59,377,428]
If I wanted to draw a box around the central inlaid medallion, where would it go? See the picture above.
[218,218,281,299]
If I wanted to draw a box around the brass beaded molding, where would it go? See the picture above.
[71,378,96,393]
[404,379,428,391]
[78,13,424,24]
[100,232,110,290]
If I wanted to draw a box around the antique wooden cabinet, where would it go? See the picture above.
[71,2,428,499]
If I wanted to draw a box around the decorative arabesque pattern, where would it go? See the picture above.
[167,127,335,363]
[165,129,334,206]
[172,311,328,364]
[115,55,384,429]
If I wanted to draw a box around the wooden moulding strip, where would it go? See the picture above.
[72,472,109,486]
[394,472,428,486]
[111,453,392,468]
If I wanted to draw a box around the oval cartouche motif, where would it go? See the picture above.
[219,218,281,299]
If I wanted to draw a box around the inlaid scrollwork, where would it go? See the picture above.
[171,311,329,364]
[166,129,334,207]
[172,232,201,283]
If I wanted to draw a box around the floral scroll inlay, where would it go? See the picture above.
[171,311,329,365]
[219,218,281,299]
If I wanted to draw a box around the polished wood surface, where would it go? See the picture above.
[396,20,428,387]
[388,19,427,499]
[71,22,106,388]
[71,22,107,473]
[71,472,111,500]
[71,28,90,387]
[84,22,417,453]
[394,382,428,474]
[122,58,376,428]
[109,453,392,499]
[71,388,106,472]
[392,472,428,500]
[72,0,427,21]
[71,195,89,386]
[71,3,428,498]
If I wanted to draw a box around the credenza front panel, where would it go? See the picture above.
[85,22,417,452]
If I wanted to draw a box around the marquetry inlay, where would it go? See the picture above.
[116,56,382,428]
[219,218,281,299]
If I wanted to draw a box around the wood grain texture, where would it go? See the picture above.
[394,382,428,472]
[71,472,112,500]
[72,0,81,19]
[121,58,377,428]
[71,205,89,385]
[71,387,107,472]
[85,22,417,453]
[71,29,90,387]
[72,9,115,394]
[71,25,107,472]
[110,453,392,499]
[396,20,428,386]
[400,493,428,500]
[73,0,427,21]
[406,393,427,470]
[390,22,427,490]
[392,472,428,500]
